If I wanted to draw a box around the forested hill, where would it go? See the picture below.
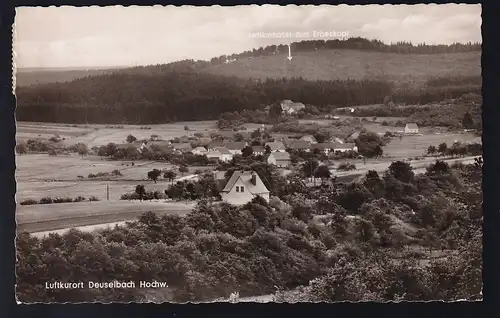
[16,37,481,87]
[15,38,481,124]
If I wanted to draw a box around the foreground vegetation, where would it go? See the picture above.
[16,158,482,302]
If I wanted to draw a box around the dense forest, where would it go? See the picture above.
[16,72,480,124]
[16,159,482,302]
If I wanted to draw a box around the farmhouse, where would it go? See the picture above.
[300,135,317,144]
[265,141,286,152]
[192,146,208,156]
[220,171,270,205]
[116,141,147,153]
[333,143,358,152]
[252,146,266,156]
[405,123,419,134]
[267,152,291,168]
[280,100,306,115]
[172,143,192,153]
[311,143,336,155]
[288,140,311,152]
[207,139,224,151]
[213,147,233,162]
[223,142,248,155]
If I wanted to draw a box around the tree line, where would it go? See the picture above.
[17,74,480,125]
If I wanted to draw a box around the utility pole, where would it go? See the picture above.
[106,183,110,201]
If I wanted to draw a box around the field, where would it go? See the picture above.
[17,200,194,233]
[16,121,217,147]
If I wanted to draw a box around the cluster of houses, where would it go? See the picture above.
[117,133,359,169]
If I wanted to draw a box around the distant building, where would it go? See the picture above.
[220,171,270,205]
[332,143,358,152]
[222,142,248,155]
[172,143,192,153]
[288,140,311,152]
[267,152,291,168]
[252,146,266,156]
[207,139,224,151]
[405,123,419,134]
[116,141,146,153]
[280,100,306,115]
[329,137,344,144]
[300,135,317,144]
[213,147,233,162]
[265,141,286,152]
[192,146,208,156]
[311,143,336,155]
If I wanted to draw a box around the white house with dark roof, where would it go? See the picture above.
[404,123,419,134]
[220,171,270,205]
[213,147,233,162]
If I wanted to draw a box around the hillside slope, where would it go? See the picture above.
[203,50,481,85]
[16,68,120,87]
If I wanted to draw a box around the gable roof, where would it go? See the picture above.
[405,123,419,129]
[265,141,286,151]
[214,147,232,155]
[333,142,356,149]
[192,146,208,152]
[270,152,291,161]
[221,171,270,194]
[223,141,247,151]
[288,140,311,149]
[172,143,192,150]
[301,135,317,142]
[208,139,224,148]
[311,143,336,150]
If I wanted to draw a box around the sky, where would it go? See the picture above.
[14,4,481,69]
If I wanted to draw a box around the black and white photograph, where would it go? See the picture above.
[14,4,482,303]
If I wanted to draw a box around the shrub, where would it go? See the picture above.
[53,197,73,203]
[111,170,122,176]
[73,196,86,202]
[48,149,59,156]
[39,197,54,204]
[88,196,100,201]
[338,163,357,171]
[19,199,38,206]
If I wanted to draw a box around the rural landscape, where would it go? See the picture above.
[15,5,482,303]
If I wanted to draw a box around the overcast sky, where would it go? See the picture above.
[14,4,481,68]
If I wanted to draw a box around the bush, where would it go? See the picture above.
[53,197,74,204]
[111,169,122,176]
[338,163,357,171]
[19,199,38,206]
[88,196,100,201]
[73,196,86,202]
[39,197,54,204]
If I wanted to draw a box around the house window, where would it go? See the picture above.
[240,186,244,193]
[235,186,239,192]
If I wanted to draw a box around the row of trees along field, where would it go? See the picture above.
[15,72,480,124]
[17,158,482,303]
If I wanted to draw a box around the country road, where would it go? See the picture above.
[17,200,195,233]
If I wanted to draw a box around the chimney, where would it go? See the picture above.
[251,172,257,186]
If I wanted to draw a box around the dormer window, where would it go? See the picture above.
[236,186,240,192]
[240,186,244,192]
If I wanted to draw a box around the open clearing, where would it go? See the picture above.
[16,121,217,147]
